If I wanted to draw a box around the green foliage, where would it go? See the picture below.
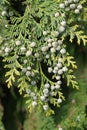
[0,0,87,115]
[68,27,87,45]
[3,54,22,88]
[54,58,87,130]
[74,31,87,45]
